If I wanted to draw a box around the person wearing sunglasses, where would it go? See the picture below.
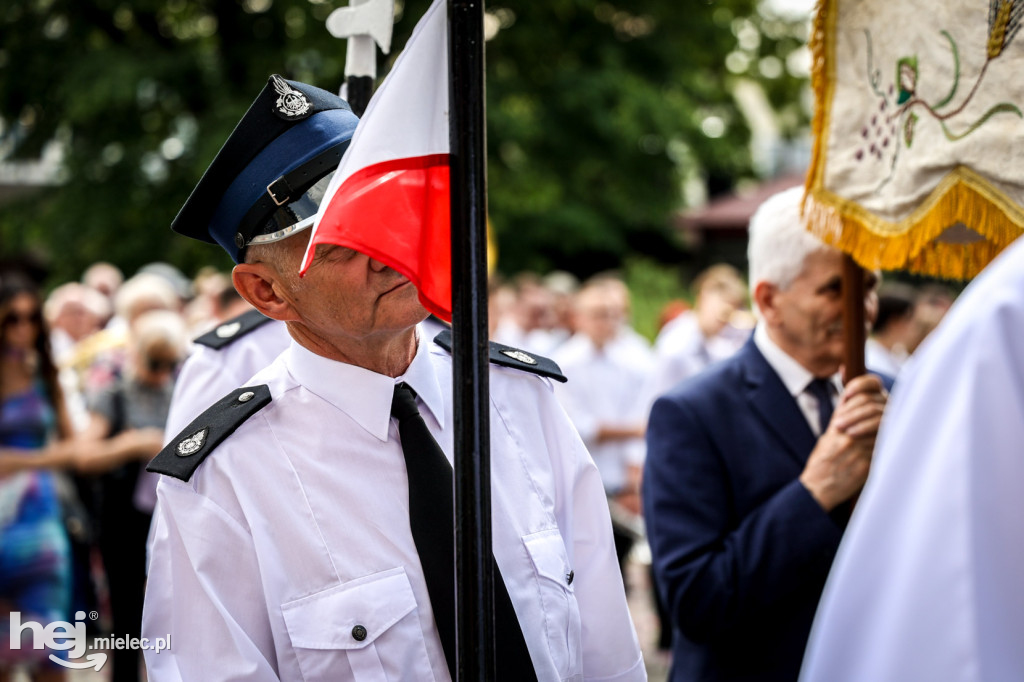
[0,272,76,681]
[73,309,187,682]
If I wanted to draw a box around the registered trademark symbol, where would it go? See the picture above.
[89,611,99,621]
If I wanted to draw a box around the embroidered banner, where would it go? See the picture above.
[805,0,1024,278]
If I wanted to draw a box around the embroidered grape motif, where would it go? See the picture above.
[855,1,1023,190]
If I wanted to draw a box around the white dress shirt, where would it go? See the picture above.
[553,334,653,494]
[753,325,841,437]
[138,320,293,513]
[163,319,292,442]
[800,236,1024,682]
[864,337,905,377]
[644,311,748,407]
[143,335,645,682]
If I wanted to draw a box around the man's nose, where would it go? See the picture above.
[369,257,389,272]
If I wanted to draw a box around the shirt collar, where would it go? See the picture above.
[283,332,445,443]
[753,323,841,397]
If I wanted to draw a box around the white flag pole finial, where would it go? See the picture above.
[325,0,394,115]
[326,0,395,77]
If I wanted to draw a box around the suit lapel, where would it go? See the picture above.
[739,340,817,465]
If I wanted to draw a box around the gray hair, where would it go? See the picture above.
[115,273,180,322]
[44,282,111,323]
[747,186,832,313]
[131,309,189,357]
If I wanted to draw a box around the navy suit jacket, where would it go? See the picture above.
[643,338,893,682]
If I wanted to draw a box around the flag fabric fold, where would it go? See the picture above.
[303,0,452,321]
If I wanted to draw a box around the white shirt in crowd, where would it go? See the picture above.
[553,333,653,494]
[144,335,646,682]
[800,236,1024,682]
[643,311,748,407]
[863,336,905,377]
[162,319,292,442]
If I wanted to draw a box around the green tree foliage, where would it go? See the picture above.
[0,0,808,286]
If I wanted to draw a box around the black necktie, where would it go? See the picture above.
[391,383,537,681]
[806,378,835,436]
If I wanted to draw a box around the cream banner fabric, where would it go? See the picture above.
[806,0,1024,278]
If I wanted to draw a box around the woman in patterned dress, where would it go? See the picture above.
[0,273,74,682]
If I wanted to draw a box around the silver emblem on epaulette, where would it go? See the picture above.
[176,428,209,457]
[216,322,241,338]
[500,349,538,365]
[272,75,312,118]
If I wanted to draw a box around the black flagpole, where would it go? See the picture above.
[448,0,492,680]
[347,76,374,117]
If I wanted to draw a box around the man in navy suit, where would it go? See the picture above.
[643,187,889,682]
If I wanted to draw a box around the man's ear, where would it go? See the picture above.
[753,281,781,326]
[232,263,300,322]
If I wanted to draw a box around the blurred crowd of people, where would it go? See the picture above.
[1,252,954,680]
[0,260,256,682]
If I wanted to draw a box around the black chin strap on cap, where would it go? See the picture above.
[234,140,350,256]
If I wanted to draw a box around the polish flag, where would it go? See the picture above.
[301,0,451,321]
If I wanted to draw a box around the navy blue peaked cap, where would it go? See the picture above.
[171,75,359,263]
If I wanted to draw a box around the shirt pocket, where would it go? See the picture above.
[281,566,436,682]
[523,529,583,681]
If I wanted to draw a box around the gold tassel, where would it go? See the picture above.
[804,0,835,197]
[805,175,1024,280]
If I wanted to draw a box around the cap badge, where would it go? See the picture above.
[216,321,241,338]
[176,428,209,457]
[272,75,312,119]
[500,349,538,365]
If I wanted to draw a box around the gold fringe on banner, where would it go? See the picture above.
[806,0,834,198]
[803,0,1024,280]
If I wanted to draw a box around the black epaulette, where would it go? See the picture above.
[193,309,273,350]
[147,385,272,482]
[433,330,566,383]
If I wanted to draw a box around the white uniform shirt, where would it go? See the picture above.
[162,319,292,443]
[553,333,653,494]
[143,336,645,682]
[800,236,1024,682]
[136,320,292,512]
[643,311,747,406]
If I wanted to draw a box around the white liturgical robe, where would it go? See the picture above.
[800,235,1024,682]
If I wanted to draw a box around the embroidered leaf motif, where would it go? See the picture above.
[941,102,1023,140]
[904,112,919,147]
[896,57,918,104]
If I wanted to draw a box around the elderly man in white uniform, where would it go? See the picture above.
[800,236,1024,682]
[142,76,644,682]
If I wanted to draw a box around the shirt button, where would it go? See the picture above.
[351,625,368,642]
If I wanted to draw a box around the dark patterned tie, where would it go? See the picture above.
[391,383,537,681]
[806,378,836,436]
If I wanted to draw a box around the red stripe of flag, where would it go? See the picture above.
[312,153,452,321]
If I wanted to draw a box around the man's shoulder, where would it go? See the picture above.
[149,385,273,483]
[549,333,592,368]
[659,345,751,405]
[432,329,567,383]
[193,309,276,350]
